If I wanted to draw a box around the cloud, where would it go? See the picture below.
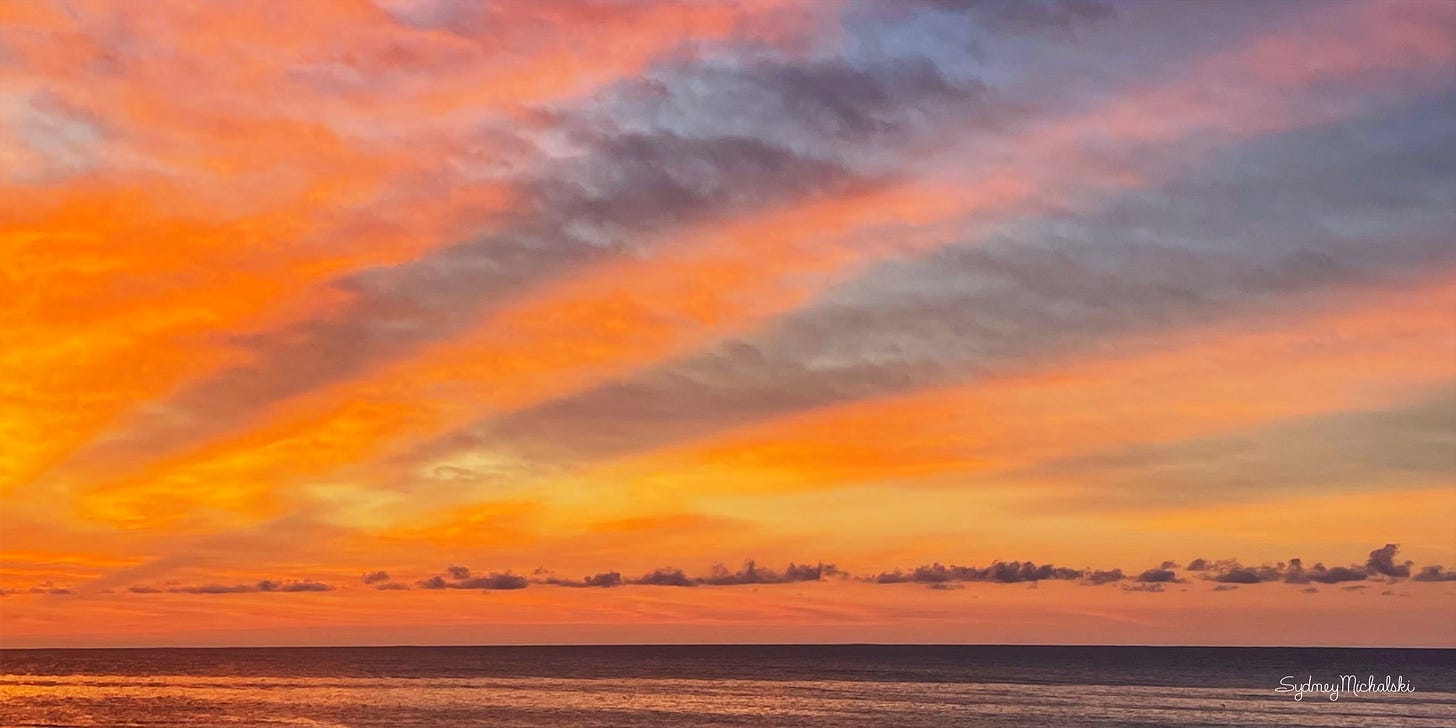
[1121,583,1165,593]
[543,571,625,588]
[611,561,844,587]
[583,571,624,588]
[1213,569,1265,584]
[166,584,257,594]
[257,579,334,593]
[113,545,1455,599]
[23,582,72,595]
[697,560,842,586]
[875,561,1091,585]
[61,51,883,475]
[416,575,450,590]
[1137,568,1179,583]
[1281,557,1370,585]
[906,0,1116,36]
[1413,566,1456,582]
[361,570,391,584]
[1083,569,1125,585]
[631,568,697,587]
[140,579,337,594]
[454,573,528,590]
[414,100,1456,482]
[1366,543,1413,578]
[1307,567,1369,585]
[418,566,528,590]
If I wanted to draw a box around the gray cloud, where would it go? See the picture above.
[1213,569,1265,585]
[140,579,336,594]
[15,582,73,595]
[697,560,842,586]
[1083,569,1125,585]
[1137,569,1180,584]
[543,571,626,588]
[1413,566,1456,582]
[1121,583,1165,593]
[110,545,1452,597]
[413,96,1456,483]
[1027,390,1456,511]
[258,579,334,593]
[631,567,697,587]
[898,0,1116,36]
[873,561,1090,585]
[53,3,1041,482]
[455,574,528,590]
[1366,543,1413,579]
[418,567,528,590]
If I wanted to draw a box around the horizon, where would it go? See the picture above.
[6,642,1456,652]
[3,0,1455,652]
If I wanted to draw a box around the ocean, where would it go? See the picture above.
[1,645,1452,727]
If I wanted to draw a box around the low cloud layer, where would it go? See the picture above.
[47,544,1452,598]
[1188,544,1428,586]
[415,566,529,590]
[123,579,335,595]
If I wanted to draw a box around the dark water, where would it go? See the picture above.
[2,645,1452,727]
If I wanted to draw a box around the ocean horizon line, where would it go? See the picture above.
[5,642,1454,652]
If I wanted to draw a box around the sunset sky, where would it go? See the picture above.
[2,0,1455,648]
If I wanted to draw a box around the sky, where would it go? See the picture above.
[1,0,1454,648]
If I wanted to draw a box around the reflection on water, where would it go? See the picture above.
[2,646,1453,727]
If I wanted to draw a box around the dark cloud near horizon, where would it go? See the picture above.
[632,567,697,587]
[102,545,1453,597]
[1366,544,1413,578]
[873,561,1093,585]
[126,579,336,594]
[1413,566,1456,582]
[698,560,842,586]
[361,570,391,585]
[542,571,626,588]
[417,566,528,590]
[1192,545,1432,586]
[622,561,842,587]
[1121,583,1165,593]
[1137,569,1179,584]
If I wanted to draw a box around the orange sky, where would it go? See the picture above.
[2,0,1454,648]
